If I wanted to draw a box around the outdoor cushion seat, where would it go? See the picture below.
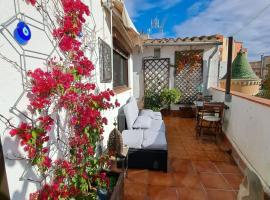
[122,130,143,149]
[121,129,167,151]
[149,119,165,132]
[142,130,167,150]
[202,115,220,122]
[123,100,139,130]
[140,109,162,120]
[120,96,168,171]
[132,115,152,129]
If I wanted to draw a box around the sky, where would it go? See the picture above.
[125,0,270,61]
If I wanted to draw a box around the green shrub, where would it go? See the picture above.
[144,91,162,111]
[160,88,182,110]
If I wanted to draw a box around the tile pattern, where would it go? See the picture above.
[124,116,244,200]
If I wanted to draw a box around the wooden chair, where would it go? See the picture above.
[197,102,225,142]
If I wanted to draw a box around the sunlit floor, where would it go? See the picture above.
[124,115,243,200]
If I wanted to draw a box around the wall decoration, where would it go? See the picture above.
[13,21,31,45]
[99,38,112,83]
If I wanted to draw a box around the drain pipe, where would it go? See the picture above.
[204,45,219,95]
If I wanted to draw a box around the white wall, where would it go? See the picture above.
[210,88,270,193]
[132,44,221,103]
[0,0,133,199]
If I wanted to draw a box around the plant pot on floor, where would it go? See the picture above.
[179,104,196,118]
[161,108,171,116]
[98,172,124,200]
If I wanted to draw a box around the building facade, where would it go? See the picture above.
[132,35,224,108]
[250,55,270,79]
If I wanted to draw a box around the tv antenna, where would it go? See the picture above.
[147,17,164,36]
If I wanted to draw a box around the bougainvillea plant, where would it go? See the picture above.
[175,50,203,74]
[9,0,120,199]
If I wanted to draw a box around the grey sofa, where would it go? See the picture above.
[118,97,168,171]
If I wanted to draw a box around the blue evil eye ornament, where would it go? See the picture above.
[13,21,31,45]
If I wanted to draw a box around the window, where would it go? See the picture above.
[113,50,128,88]
[154,48,161,58]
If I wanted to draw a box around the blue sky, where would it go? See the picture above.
[125,0,270,61]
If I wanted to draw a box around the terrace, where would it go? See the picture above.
[124,116,243,200]
[0,0,270,200]
[122,86,270,200]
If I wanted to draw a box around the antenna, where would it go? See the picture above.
[151,17,160,29]
[146,16,164,37]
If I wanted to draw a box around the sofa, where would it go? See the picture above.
[119,97,168,172]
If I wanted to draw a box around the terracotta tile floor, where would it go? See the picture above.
[124,116,244,200]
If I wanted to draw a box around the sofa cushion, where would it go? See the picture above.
[122,130,143,148]
[140,109,162,120]
[123,102,138,130]
[127,96,136,103]
[140,109,154,117]
[149,119,166,132]
[132,116,152,129]
[127,97,139,114]
[142,130,167,150]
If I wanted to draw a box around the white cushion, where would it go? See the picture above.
[123,102,139,130]
[122,130,143,148]
[127,96,136,103]
[153,111,162,117]
[140,109,154,117]
[142,130,167,150]
[140,109,162,120]
[132,116,152,129]
[130,100,139,116]
[202,116,220,122]
[149,119,166,132]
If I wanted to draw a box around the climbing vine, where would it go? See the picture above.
[175,50,203,74]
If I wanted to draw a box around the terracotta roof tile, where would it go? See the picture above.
[143,34,223,45]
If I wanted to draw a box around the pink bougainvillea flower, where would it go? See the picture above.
[26,0,36,6]
[17,0,116,199]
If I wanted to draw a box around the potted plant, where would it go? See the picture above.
[144,91,162,111]
[97,171,124,200]
[160,88,181,115]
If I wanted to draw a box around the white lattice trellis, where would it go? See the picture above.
[143,58,170,95]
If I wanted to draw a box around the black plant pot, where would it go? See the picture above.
[161,108,170,116]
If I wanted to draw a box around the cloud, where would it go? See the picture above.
[174,0,270,61]
[150,31,166,39]
[160,0,182,10]
[124,0,155,19]
[187,0,210,16]
[124,0,182,19]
